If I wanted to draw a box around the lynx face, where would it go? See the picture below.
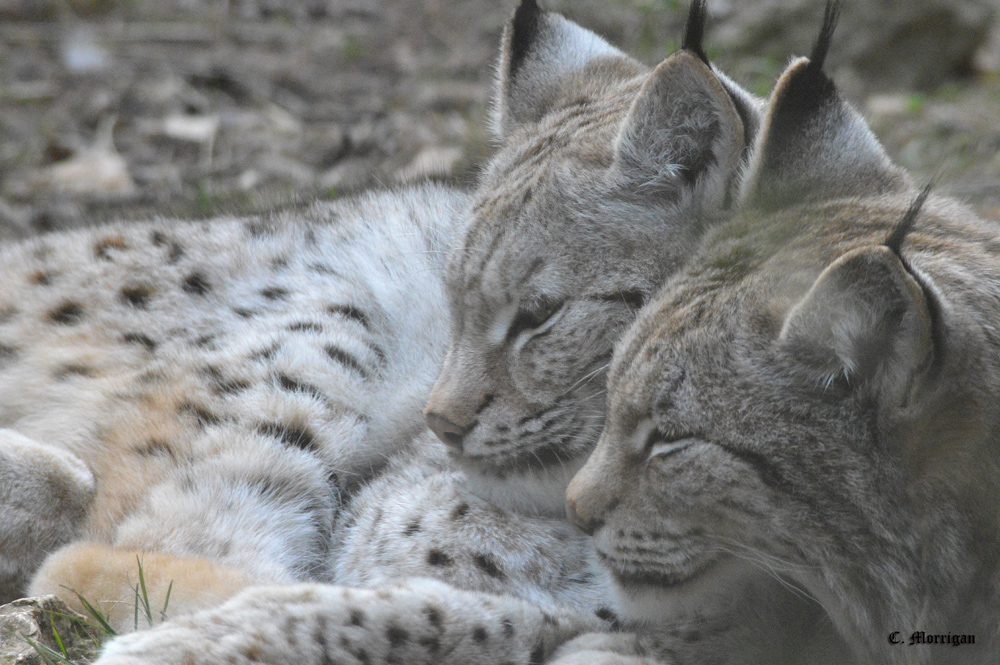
[425,1,758,516]
[569,6,1000,663]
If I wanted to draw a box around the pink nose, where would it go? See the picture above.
[425,412,470,450]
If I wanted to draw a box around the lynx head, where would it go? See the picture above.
[425,0,762,516]
[568,3,1000,661]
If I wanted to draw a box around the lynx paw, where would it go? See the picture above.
[95,578,601,665]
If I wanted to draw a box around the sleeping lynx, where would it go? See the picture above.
[568,2,1000,664]
[3,0,765,641]
[87,3,866,665]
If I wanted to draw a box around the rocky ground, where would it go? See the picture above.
[1,0,999,243]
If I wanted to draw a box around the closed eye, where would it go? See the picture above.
[644,428,697,460]
[506,298,564,342]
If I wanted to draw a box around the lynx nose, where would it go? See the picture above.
[426,412,471,451]
[566,497,603,536]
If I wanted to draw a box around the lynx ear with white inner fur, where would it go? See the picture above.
[611,49,745,208]
[779,245,935,400]
[740,1,909,210]
[492,0,635,139]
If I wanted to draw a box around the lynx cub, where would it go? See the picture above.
[3,0,758,640]
[569,3,1000,664]
[91,3,864,665]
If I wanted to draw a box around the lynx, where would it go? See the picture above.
[2,0,762,643]
[568,3,1000,664]
[87,3,865,665]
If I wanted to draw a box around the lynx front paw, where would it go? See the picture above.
[0,429,94,602]
[95,578,602,665]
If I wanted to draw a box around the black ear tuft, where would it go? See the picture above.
[509,0,541,78]
[885,181,934,258]
[682,0,710,66]
[809,0,841,73]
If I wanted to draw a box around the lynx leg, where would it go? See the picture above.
[0,428,95,603]
[28,542,274,634]
[94,578,602,665]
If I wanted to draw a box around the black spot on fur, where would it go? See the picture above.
[195,334,216,348]
[122,332,158,352]
[423,606,444,631]
[473,553,505,579]
[472,626,488,643]
[309,263,341,277]
[260,286,289,301]
[28,270,54,286]
[53,364,91,380]
[348,609,365,627]
[403,519,422,536]
[120,285,152,309]
[180,402,220,427]
[150,230,167,246]
[450,503,470,520]
[595,607,620,627]
[168,242,185,263]
[529,641,546,665]
[327,304,370,329]
[202,366,250,395]
[251,344,281,362]
[427,549,452,567]
[288,321,323,333]
[271,256,289,270]
[233,307,256,319]
[501,618,515,638]
[417,636,441,653]
[258,422,316,451]
[136,439,177,460]
[277,373,331,405]
[541,612,556,626]
[94,236,127,261]
[385,625,408,648]
[324,345,368,377]
[0,307,16,324]
[355,649,370,665]
[182,272,210,296]
[48,302,84,325]
[0,344,18,368]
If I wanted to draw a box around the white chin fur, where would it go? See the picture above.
[609,556,769,627]
[460,455,587,518]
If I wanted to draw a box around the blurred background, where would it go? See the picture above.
[0,0,998,241]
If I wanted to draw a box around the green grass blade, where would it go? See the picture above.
[19,634,75,665]
[50,622,67,657]
[59,585,117,637]
[161,580,173,620]
[136,555,153,626]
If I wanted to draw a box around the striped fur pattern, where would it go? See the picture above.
[568,3,1000,664]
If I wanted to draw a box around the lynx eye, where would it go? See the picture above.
[644,428,696,460]
[506,298,564,341]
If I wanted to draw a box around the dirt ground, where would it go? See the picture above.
[1,0,999,242]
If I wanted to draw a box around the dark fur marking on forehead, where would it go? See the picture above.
[884,181,933,258]
[682,0,710,66]
[810,0,841,73]
[509,0,540,79]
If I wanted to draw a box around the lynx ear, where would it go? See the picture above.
[740,2,909,210]
[612,49,746,209]
[492,0,636,139]
[779,245,935,399]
